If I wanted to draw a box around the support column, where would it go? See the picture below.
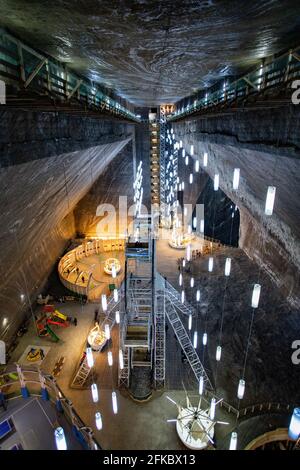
[16,364,29,398]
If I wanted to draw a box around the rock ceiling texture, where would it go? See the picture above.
[1,0,300,105]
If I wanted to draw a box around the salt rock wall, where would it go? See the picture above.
[0,109,133,342]
[173,104,300,308]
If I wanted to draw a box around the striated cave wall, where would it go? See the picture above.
[0,109,133,342]
[173,104,300,308]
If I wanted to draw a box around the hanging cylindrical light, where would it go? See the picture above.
[225,257,231,276]
[203,152,208,167]
[115,310,120,324]
[189,173,193,184]
[111,264,116,278]
[86,347,94,368]
[182,182,185,190]
[188,314,192,331]
[91,383,99,403]
[229,432,238,450]
[210,398,216,420]
[182,259,186,268]
[112,391,118,414]
[251,284,261,308]
[54,427,67,450]
[265,186,276,216]
[108,351,113,366]
[179,273,183,286]
[190,277,194,288]
[199,375,204,395]
[203,332,208,345]
[200,219,204,233]
[119,349,124,370]
[113,289,119,302]
[101,294,107,312]
[208,257,214,272]
[190,144,194,156]
[237,379,245,399]
[196,289,200,302]
[288,407,300,440]
[105,323,110,340]
[95,412,103,431]
[185,156,189,166]
[181,290,185,304]
[186,244,191,261]
[195,160,200,172]
[216,345,222,361]
[233,168,240,190]
[193,331,198,348]
[193,216,197,229]
[182,148,186,158]
[214,174,219,191]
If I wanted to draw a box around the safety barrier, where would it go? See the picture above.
[0,28,139,122]
[0,364,100,449]
[169,45,300,121]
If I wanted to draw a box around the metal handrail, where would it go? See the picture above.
[0,28,140,122]
[168,44,300,121]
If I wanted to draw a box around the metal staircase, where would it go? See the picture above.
[158,274,196,317]
[154,291,166,388]
[71,355,91,388]
[164,295,212,390]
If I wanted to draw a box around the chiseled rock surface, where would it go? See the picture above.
[173,105,300,308]
[1,1,300,104]
[0,109,133,342]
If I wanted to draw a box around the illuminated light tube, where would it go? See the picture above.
[189,173,193,184]
[86,347,94,368]
[200,219,205,233]
[181,290,185,304]
[184,207,188,216]
[185,156,189,166]
[203,152,208,167]
[105,323,110,340]
[190,277,194,288]
[54,427,67,450]
[237,379,245,400]
[182,182,185,191]
[233,168,240,190]
[216,345,222,362]
[195,160,200,172]
[288,408,300,440]
[115,310,120,324]
[225,257,231,276]
[179,273,183,286]
[214,174,219,191]
[193,217,197,229]
[91,383,99,403]
[251,284,261,308]
[112,391,118,414]
[113,289,119,302]
[108,351,113,366]
[182,259,186,267]
[210,398,216,420]
[265,186,276,216]
[196,289,200,302]
[193,331,198,349]
[101,294,107,312]
[208,257,214,272]
[186,244,191,261]
[203,332,208,346]
[190,144,194,156]
[229,432,238,450]
[180,140,183,148]
[182,148,186,158]
[188,314,192,331]
[95,412,103,431]
[199,376,204,395]
[119,349,124,370]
